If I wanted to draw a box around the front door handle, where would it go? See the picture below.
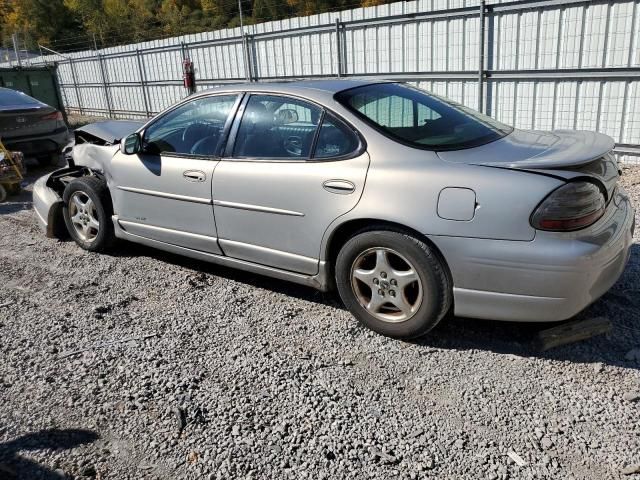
[323,179,355,194]
[183,170,206,182]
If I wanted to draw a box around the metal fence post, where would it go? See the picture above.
[478,0,486,113]
[68,58,84,115]
[246,34,260,81]
[96,53,113,118]
[245,34,255,81]
[238,0,252,81]
[336,18,343,77]
[180,41,188,61]
[135,49,151,117]
[11,33,22,67]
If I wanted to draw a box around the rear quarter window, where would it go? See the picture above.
[0,89,42,107]
[335,82,513,151]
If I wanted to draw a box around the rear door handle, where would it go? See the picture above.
[183,170,206,182]
[323,179,355,194]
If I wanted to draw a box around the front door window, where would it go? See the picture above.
[143,95,238,156]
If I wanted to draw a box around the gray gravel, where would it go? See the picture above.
[1,163,639,479]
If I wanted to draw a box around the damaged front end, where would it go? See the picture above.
[34,120,142,237]
[67,119,143,168]
[33,167,95,238]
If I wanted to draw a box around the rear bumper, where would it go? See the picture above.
[3,127,69,155]
[431,187,635,322]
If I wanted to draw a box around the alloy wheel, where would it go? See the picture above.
[69,191,100,242]
[350,247,423,323]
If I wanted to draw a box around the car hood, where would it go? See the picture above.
[75,120,143,145]
[437,129,615,169]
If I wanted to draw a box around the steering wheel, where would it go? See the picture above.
[190,135,219,155]
[283,135,303,156]
[182,122,212,147]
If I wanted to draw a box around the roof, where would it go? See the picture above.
[275,79,375,93]
[193,78,380,100]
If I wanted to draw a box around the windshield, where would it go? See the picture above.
[335,83,513,150]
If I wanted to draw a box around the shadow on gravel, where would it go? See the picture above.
[0,200,32,215]
[114,239,640,371]
[0,428,99,479]
[0,162,58,216]
[417,244,640,371]
[111,241,342,307]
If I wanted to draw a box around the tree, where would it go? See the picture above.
[157,0,189,35]
[252,0,292,23]
[1,0,399,51]
[0,0,81,47]
[63,0,109,40]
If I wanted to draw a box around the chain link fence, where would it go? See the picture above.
[6,0,640,163]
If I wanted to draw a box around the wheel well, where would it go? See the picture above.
[325,218,452,284]
[47,166,105,197]
[46,168,113,239]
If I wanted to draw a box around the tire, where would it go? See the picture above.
[4,183,21,196]
[0,184,6,203]
[335,229,452,339]
[62,176,115,252]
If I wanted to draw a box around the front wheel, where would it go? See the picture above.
[62,176,115,252]
[335,229,452,339]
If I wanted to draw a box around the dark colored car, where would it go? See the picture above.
[0,87,69,164]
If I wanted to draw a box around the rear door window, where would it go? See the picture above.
[232,94,321,159]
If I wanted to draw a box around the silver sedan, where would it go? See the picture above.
[33,80,634,338]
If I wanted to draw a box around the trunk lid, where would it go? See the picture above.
[0,105,61,138]
[438,129,619,201]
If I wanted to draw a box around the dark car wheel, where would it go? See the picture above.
[63,176,115,252]
[335,229,452,339]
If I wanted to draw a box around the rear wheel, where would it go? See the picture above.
[63,176,115,252]
[4,183,21,196]
[335,229,452,339]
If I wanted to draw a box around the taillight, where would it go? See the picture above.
[41,111,63,121]
[531,181,606,232]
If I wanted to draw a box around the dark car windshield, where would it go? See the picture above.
[0,89,42,107]
[335,83,513,150]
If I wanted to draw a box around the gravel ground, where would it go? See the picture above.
[1,163,639,480]
[65,114,118,129]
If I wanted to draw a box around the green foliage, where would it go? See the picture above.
[0,0,393,51]
[1,0,82,47]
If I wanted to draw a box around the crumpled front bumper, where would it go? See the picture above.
[33,172,64,238]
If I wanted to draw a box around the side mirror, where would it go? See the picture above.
[121,133,141,155]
